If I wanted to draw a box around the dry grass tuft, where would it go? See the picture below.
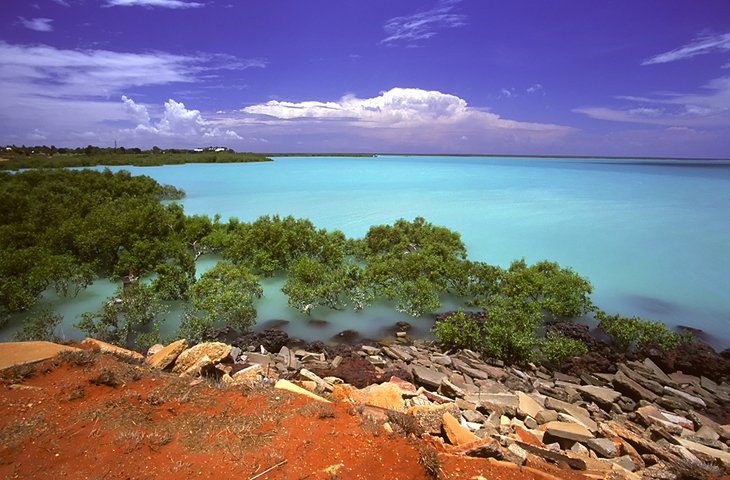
[386,410,424,437]
[1,363,36,384]
[418,447,441,480]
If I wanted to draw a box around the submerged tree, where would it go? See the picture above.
[76,282,167,351]
[185,262,263,335]
[361,217,469,316]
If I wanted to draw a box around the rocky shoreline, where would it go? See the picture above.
[107,327,730,480]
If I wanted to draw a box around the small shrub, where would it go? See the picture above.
[432,311,483,350]
[540,331,588,364]
[596,311,680,352]
[14,308,62,342]
[2,363,36,383]
[89,368,121,388]
[482,297,541,364]
[54,349,96,367]
[66,385,85,401]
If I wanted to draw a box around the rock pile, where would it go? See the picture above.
[141,337,730,479]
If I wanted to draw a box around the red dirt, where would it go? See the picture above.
[0,351,594,480]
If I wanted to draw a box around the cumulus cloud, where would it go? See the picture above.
[105,0,203,8]
[381,0,466,46]
[243,87,564,133]
[233,87,572,152]
[643,32,730,65]
[0,42,260,145]
[19,17,54,32]
[574,76,730,127]
[122,95,151,125]
[122,96,241,139]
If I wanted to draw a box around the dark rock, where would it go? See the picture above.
[411,365,448,389]
[234,328,289,353]
[464,441,504,460]
[256,319,290,329]
[312,355,399,388]
[209,325,239,344]
[333,329,362,344]
[307,319,329,327]
[514,441,587,470]
[645,341,730,382]
[560,352,619,378]
[394,321,412,332]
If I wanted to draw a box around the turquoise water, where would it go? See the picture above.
[4,156,729,348]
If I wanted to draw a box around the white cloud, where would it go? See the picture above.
[381,0,466,46]
[105,0,203,8]
[122,95,151,125]
[643,32,730,65]
[0,42,260,146]
[122,96,242,140]
[51,0,70,6]
[500,88,516,98]
[19,17,54,32]
[575,76,730,127]
[234,87,572,152]
[526,83,544,95]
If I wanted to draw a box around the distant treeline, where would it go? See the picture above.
[0,145,271,170]
[265,152,376,157]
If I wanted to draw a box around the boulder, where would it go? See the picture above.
[146,339,188,370]
[663,386,707,408]
[514,441,588,470]
[299,368,332,392]
[577,385,622,409]
[411,365,447,389]
[360,382,405,411]
[81,338,143,363]
[274,379,331,403]
[612,369,658,402]
[231,364,263,385]
[544,397,598,432]
[505,443,527,465]
[0,341,80,371]
[442,412,479,446]
[407,402,461,434]
[181,354,213,377]
[172,342,231,374]
[544,421,595,443]
[146,343,164,357]
[586,438,621,458]
[674,437,730,468]
[516,391,543,419]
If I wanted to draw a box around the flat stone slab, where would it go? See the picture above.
[516,391,543,419]
[275,379,330,403]
[411,365,447,389]
[577,385,622,406]
[0,341,80,370]
[82,338,144,363]
[544,421,595,443]
[442,412,479,446]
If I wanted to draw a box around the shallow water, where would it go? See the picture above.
[4,156,729,348]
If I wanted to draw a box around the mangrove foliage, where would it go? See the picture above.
[0,168,683,361]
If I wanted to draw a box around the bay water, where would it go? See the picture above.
[4,156,729,348]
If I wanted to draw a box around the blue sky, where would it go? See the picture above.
[2,0,729,157]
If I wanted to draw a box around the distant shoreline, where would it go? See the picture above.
[267,152,730,162]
